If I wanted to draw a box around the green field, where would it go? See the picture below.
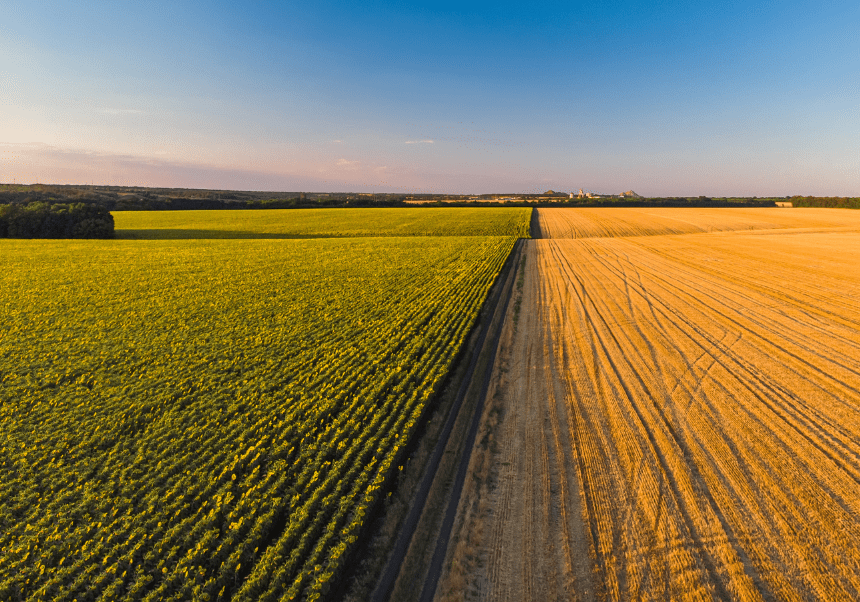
[114,207,531,239]
[0,208,529,601]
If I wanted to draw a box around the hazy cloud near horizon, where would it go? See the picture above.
[95,109,145,116]
[2,142,858,197]
[0,143,348,191]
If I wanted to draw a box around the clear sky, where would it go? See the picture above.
[2,1,858,195]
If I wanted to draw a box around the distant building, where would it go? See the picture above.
[575,188,612,198]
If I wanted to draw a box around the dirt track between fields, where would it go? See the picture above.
[436,209,860,601]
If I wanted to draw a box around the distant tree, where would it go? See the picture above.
[0,202,114,239]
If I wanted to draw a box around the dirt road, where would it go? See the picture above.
[436,209,860,601]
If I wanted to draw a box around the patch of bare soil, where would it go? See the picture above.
[436,240,595,602]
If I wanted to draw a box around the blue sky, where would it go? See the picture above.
[2,1,858,195]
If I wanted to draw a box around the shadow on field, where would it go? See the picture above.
[115,229,353,240]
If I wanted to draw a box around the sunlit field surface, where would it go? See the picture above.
[535,206,860,238]
[441,208,860,602]
[114,207,532,239]
[0,224,520,601]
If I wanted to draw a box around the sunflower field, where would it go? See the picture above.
[0,222,522,601]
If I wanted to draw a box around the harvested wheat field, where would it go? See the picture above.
[535,206,860,239]
[437,209,860,602]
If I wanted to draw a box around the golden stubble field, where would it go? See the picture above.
[438,208,860,602]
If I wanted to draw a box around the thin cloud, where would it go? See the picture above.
[332,139,344,144]
[336,158,360,169]
[0,143,366,191]
[404,140,434,144]
[97,108,144,115]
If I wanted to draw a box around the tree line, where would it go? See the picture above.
[790,196,860,209]
[3,185,858,218]
[0,185,408,211]
[0,202,114,238]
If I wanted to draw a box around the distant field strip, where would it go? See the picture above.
[114,207,532,239]
[536,207,860,238]
[0,235,516,601]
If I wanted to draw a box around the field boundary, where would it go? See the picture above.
[530,207,543,239]
[366,239,524,602]
[415,240,521,602]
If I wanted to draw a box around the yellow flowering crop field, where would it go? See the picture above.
[0,213,523,601]
[114,207,532,239]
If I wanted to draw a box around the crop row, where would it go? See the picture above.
[0,235,517,601]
